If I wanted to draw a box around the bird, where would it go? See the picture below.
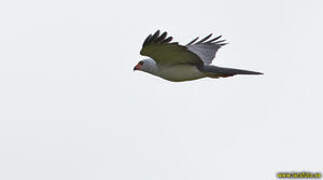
[133,30,262,82]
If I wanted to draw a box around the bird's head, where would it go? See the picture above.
[133,58,158,74]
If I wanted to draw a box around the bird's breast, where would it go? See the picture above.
[157,65,206,82]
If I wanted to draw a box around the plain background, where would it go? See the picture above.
[0,0,322,179]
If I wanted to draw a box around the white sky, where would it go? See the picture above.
[0,0,322,179]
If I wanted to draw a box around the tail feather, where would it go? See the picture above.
[200,65,263,78]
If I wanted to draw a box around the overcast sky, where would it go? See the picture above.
[0,0,322,179]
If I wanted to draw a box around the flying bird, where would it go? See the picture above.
[134,30,262,82]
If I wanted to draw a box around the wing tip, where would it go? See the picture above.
[186,33,227,46]
[142,30,175,47]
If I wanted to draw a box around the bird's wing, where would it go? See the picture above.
[140,30,204,66]
[186,34,227,65]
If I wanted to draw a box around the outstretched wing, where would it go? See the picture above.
[186,34,227,65]
[140,30,203,66]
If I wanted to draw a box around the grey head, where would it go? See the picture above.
[133,58,158,75]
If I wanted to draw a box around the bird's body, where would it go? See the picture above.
[134,30,262,82]
[157,64,205,82]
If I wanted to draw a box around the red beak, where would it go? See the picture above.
[133,63,142,71]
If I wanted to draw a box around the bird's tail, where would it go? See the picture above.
[200,65,263,78]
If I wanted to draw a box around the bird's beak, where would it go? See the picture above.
[133,63,141,71]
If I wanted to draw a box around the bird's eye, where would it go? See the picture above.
[139,61,144,65]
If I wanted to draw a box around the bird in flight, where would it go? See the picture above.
[134,30,262,82]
